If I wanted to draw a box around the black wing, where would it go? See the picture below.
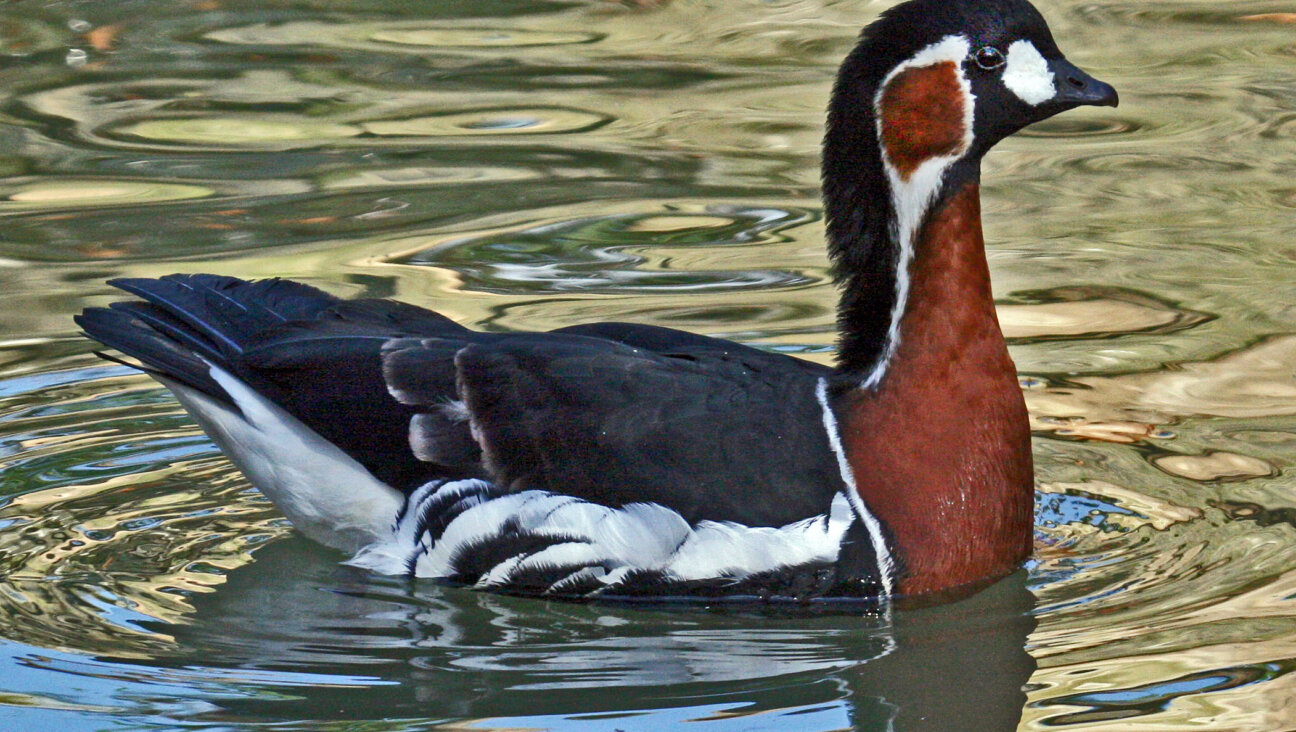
[77,274,476,492]
[384,330,844,527]
[80,275,845,525]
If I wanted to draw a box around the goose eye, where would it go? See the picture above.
[973,46,1005,70]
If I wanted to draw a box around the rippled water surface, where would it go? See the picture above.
[0,0,1293,729]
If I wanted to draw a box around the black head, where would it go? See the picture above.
[831,0,1116,165]
[951,0,1118,152]
[823,0,1117,376]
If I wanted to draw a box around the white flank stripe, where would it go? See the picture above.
[866,34,976,390]
[670,500,851,582]
[349,478,486,574]
[815,378,895,598]
[385,479,855,592]
[1003,39,1055,106]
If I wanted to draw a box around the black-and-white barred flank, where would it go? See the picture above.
[76,273,898,603]
[351,480,885,600]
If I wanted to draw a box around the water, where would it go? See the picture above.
[0,0,1292,729]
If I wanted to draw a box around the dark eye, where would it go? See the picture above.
[973,46,1005,70]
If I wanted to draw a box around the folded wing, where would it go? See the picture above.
[384,328,844,527]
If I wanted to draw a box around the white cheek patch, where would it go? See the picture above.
[1002,39,1055,106]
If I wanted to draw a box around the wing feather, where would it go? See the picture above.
[383,332,844,527]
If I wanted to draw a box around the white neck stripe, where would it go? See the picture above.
[816,378,896,599]
[864,35,976,390]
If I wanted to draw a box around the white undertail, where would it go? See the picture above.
[161,365,404,554]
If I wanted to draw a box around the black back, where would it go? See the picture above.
[385,324,843,526]
[80,276,846,526]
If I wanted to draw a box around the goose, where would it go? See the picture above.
[77,0,1117,604]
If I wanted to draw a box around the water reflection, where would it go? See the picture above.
[387,204,819,294]
[95,540,1037,730]
[206,23,604,51]
[0,377,1038,728]
[0,180,214,210]
[0,367,1041,729]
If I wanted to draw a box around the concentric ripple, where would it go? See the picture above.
[0,365,284,658]
[385,204,821,295]
[205,22,603,52]
[0,179,214,210]
[17,75,616,153]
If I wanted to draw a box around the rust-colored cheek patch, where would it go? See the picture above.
[878,61,968,180]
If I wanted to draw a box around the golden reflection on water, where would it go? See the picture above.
[0,452,280,658]
[1029,335,1296,424]
[0,181,214,209]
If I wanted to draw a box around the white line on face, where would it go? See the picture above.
[816,378,896,599]
[1002,39,1055,106]
[864,34,975,390]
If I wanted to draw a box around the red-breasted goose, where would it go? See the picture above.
[77,0,1117,605]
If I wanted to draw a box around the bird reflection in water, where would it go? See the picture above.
[110,538,1038,731]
